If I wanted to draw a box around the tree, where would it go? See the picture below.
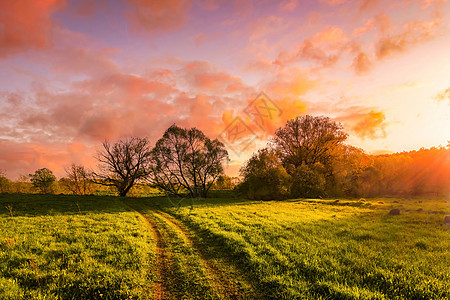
[30,168,56,193]
[95,137,152,197]
[150,124,229,198]
[0,170,11,193]
[290,164,326,198]
[63,164,93,195]
[213,175,236,190]
[272,115,347,174]
[239,148,290,200]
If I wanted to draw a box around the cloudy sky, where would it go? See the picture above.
[0,0,449,179]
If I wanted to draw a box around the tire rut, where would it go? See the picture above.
[152,209,262,300]
[123,202,169,300]
[125,201,261,299]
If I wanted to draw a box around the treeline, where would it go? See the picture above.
[1,116,448,199]
[0,168,158,197]
[0,124,229,198]
[238,115,450,200]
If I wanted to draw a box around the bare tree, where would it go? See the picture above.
[150,125,229,198]
[63,164,93,195]
[94,137,152,197]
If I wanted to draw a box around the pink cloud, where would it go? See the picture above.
[319,0,347,5]
[278,0,299,11]
[275,26,349,68]
[48,46,121,77]
[376,17,441,58]
[249,15,287,41]
[352,52,373,74]
[125,0,191,33]
[0,139,96,179]
[179,61,249,94]
[0,0,65,57]
[194,33,209,46]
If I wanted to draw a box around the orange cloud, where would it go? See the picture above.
[265,67,317,97]
[278,0,299,11]
[434,87,450,103]
[125,0,191,33]
[353,12,392,36]
[0,139,95,179]
[320,0,347,4]
[337,109,387,139]
[358,0,380,11]
[376,18,441,58]
[0,0,65,57]
[352,52,372,74]
[180,61,248,94]
[275,26,349,68]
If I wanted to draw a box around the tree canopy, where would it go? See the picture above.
[150,124,229,198]
[29,168,56,193]
[272,115,347,173]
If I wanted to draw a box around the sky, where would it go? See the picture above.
[0,0,449,180]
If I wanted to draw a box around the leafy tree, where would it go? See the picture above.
[0,170,11,193]
[29,168,56,193]
[94,137,152,197]
[272,115,347,174]
[150,124,229,198]
[63,164,94,195]
[290,164,326,198]
[331,145,370,196]
[239,148,290,200]
[213,175,236,190]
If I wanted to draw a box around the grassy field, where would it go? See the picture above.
[0,194,156,299]
[1,193,449,299]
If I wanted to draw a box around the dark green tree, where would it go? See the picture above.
[239,148,290,200]
[30,168,56,193]
[290,164,326,198]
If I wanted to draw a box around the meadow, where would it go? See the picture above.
[1,193,449,299]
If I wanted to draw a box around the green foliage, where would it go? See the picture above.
[0,176,12,193]
[239,148,290,200]
[212,175,236,190]
[290,164,326,198]
[273,115,347,173]
[29,168,56,194]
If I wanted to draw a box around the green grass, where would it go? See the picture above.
[1,193,449,299]
[0,194,156,299]
[150,196,450,299]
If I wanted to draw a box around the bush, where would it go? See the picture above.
[239,149,290,200]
